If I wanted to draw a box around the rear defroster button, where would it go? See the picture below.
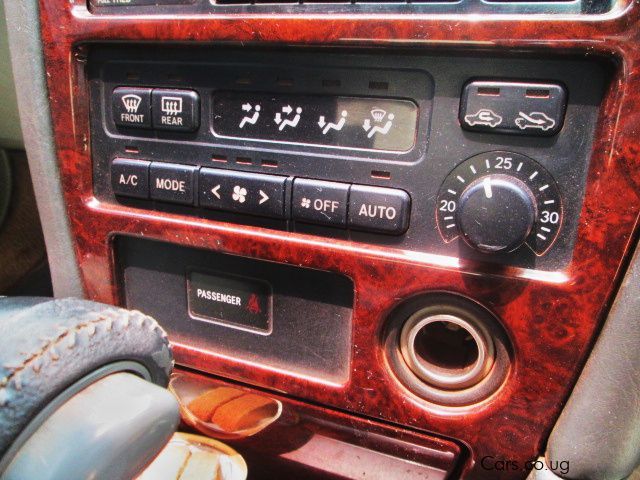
[348,185,411,235]
[152,89,200,132]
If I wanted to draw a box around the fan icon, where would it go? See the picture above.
[300,198,311,208]
[232,185,247,203]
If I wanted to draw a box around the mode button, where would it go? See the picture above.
[150,162,197,205]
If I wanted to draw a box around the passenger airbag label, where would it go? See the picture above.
[187,270,272,334]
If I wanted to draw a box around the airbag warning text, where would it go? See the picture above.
[196,289,241,306]
[188,271,272,333]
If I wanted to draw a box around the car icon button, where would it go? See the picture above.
[464,109,503,128]
[460,80,566,136]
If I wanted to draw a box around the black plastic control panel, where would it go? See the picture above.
[111,158,411,234]
[90,47,607,270]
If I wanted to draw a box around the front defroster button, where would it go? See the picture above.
[292,179,349,228]
[150,163,197,205]
[348,185,410,234]
[112,87,152,129]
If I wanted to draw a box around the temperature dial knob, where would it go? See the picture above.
[436,152,562,255]
[457,176,535,253]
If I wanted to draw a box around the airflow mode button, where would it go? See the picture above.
[112,87,152,129]
[150,163,197,205]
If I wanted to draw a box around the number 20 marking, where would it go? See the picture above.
[439,200,456,212]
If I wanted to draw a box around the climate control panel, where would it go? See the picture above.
[89,47,606,270]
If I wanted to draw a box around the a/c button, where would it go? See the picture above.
[111,158,150,199]
[292,179,349,228]
[348,185,411,235]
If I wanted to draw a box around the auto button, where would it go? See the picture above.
[348,185,410,235]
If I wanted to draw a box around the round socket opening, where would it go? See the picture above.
[400,314,495,390]
[413,320,479,374]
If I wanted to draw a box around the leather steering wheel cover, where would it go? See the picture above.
[0,298,173,463]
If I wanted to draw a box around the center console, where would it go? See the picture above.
[30,0,640,477]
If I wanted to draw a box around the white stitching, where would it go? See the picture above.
[0,305,172,400]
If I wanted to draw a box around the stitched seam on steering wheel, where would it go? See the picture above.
[0,307,170,399]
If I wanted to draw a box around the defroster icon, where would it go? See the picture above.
[161,97,183,116]
[121,94,142,114]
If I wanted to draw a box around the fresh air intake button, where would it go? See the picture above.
[292,178,349,228]
[150,162,197,205]
[348,185,411,235]
[111,158,150,199]
[187,270,272,333]
[112,87,152,129]
[152,89,200,132]
[460,80,567,136]
[199,168,287,219]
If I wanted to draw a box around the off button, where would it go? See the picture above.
[292,179,349,228]
[348,185,410,235]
